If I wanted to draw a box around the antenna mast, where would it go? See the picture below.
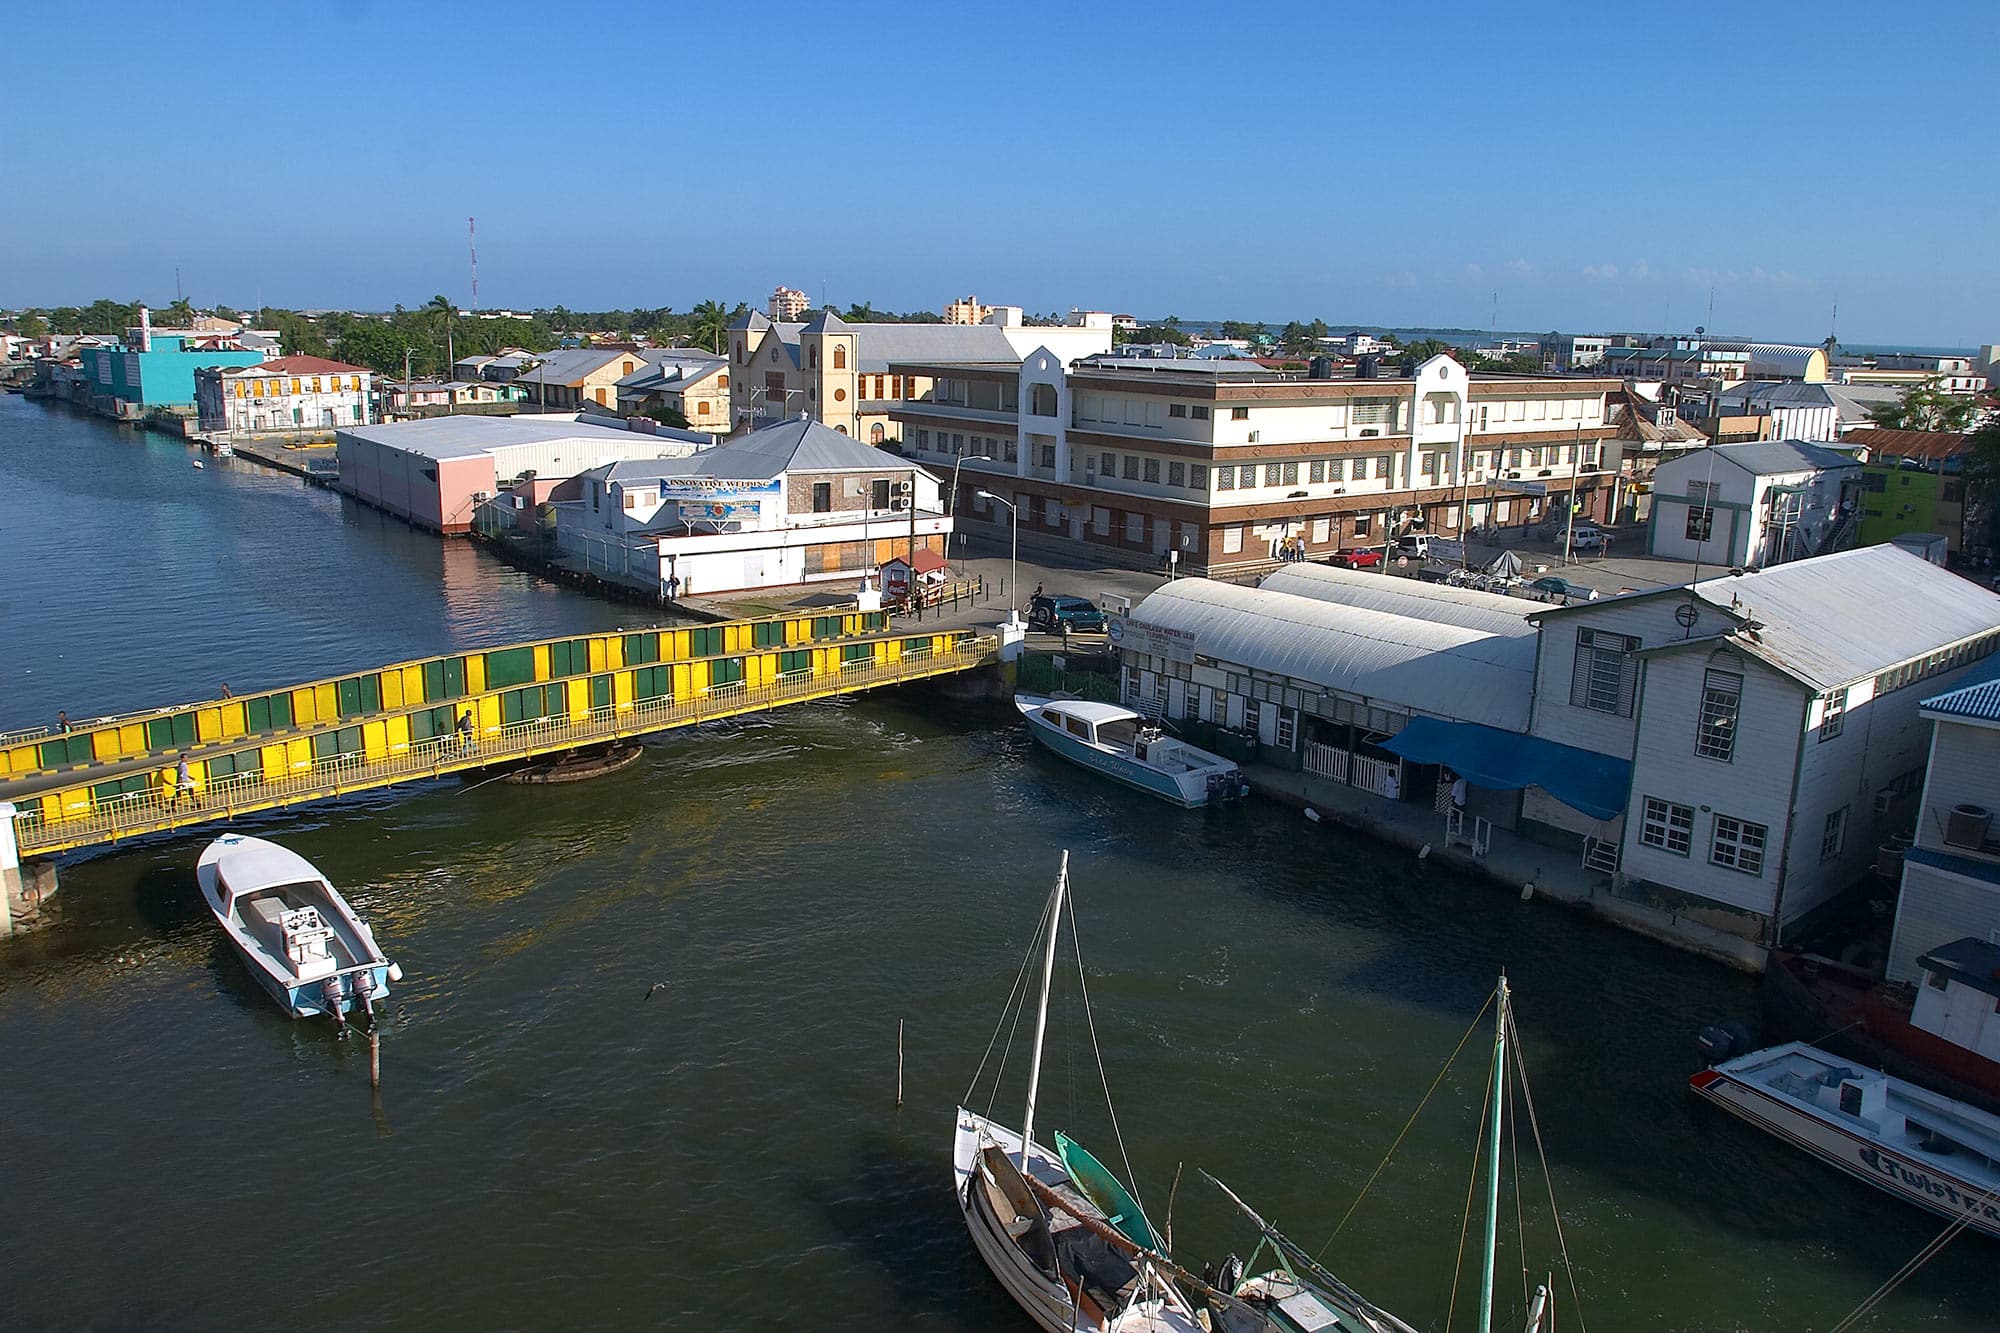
[468,216,479,312]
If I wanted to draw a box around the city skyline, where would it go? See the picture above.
[6,2,1995,348]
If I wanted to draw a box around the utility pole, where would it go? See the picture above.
[1564,424,1582,564]
[468,217,479,313]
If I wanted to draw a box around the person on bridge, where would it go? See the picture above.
[220,683,232,699]
[56,710,70,734]
[174,756,198,808]
[457,709,475,755]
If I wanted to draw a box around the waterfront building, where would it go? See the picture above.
[195,356,374,434]
[335,414,708,534]
[548,417,949,598]
[1538,333,1613,372]
[76,314,270,419]
[890,351,1623,575]
[614,351,729,433]
[1885,663,2000,983]
[768,285,810,320]
[726,307,1113,440]
[1525,544,2000,943]
[516,347,649,411]
[378,379,528,420]
[1646,440,1863,567]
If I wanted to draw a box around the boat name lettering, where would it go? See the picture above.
[1858,1148,2000,1220]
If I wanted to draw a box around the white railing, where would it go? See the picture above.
[14,636,995,855]
[1447,808,1493,857]
[1303,741,1350,784]
[1351,755,1400,797]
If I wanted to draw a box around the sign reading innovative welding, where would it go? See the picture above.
[660,478,783,499]
[1108,618,1197,664]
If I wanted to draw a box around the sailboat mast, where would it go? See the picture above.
[1478,974,1509,1333]
[1019,850,1070,1171]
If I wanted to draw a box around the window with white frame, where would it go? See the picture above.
[1696,667,1742,761]
[1819,688,1847,743]
[1123,456,1140,480]
[1242,698,1262,736]
[1092,506,1111,536]
[1264,463,1283,487]
[1640,796,1693,856]
[1144,459,1161,483]
[1216,467,1233,491]
[1124,512,1144,542]
[1820,807,1848,862]
[1239,465,1257,488]
[1710,815,1767,875]
[1183,685,1200,721]
[1222,526,1243,554]
[1190,465,1208,490]
[1311,517,1330,543]
[1100,451,1115,475]
[1274,707,1296,750]
[1169,461,1186,487]
[1208,687,1226,722]
[1571,628,1640,715]
[1191,405,1210,420]
[1310,460,1327,483]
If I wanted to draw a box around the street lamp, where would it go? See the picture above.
[976,489,1019,626]
[948,453,993,572]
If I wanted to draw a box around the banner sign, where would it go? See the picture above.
[660,478,782,499]
[1108,617,1197,664]
[686,500,759,522]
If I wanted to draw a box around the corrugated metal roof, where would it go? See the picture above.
[1848,428,1974,463]
[1126,579,1535,731]
[522,347,631,387]
[1921,655,2000,723]
[1257,564,1538,638]
[850,323,1019,373]
[582,417,907,484]
[337,414,661,460]
[1687,544,2000,690]
[1699,438,1860,475]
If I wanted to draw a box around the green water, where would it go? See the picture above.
[1,398,1991,1330]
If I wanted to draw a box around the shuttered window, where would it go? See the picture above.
[1570,629,1639,716]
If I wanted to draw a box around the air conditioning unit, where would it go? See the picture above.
[471,490,491,502]
[1504,470,1521,479]
[1360,428,1380,438]
[892,497,911,511]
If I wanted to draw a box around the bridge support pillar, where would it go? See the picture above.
[0,802,18,936]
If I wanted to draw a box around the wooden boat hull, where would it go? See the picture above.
[1691,1065,2000,1240]
[501,743,644,785]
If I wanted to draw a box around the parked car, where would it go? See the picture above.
[1027,594,1106,633]
[1562,524,1608,553]
[1328,548,1384,569]
[1393,533,1433,559]
[1529,575,1598,602]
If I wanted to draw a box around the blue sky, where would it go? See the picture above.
[6,2,1995,346]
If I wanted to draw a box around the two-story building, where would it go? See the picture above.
[517,347,649,411]
[195,356,375,434]
[1851,428,1982,558]
[1648,440,1863,568]
[1885,666,2000,984]
[614,351,730,434]
[726,307,1113,442]
[1524,545,2000,943]
[892,352,1624,575]
[549,417,950,598]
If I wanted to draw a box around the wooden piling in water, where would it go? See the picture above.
[896,1018,904,1106]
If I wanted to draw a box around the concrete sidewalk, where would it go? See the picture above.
[1241,760,1768,973]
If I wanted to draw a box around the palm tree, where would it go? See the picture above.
[163,297,196,327]
[691,299,730,354]
[427,294,454,374]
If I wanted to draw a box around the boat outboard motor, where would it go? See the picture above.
[1697,1019,1757,1063]
[322,973,348,1031]
[353,969,378,1023]
[1216,1253,1243,1294]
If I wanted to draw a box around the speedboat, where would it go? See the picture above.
[1692,1041,2000,1239]
[1015,695,1244,808]
[197,834,401,1024]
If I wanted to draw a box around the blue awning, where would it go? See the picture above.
[1381,717,1631,822]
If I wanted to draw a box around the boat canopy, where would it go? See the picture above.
[1037,699,1140,727]
[212,835,327,900]
[1381,717,1632,821]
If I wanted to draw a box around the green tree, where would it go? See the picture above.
[690,300,731,354]
[14,309,48,339]
[427,294,454,373]
[1869,377,1981,433]
[162,298,196,326]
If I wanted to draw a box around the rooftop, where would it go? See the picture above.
[214,355,369,376]
[1126,578,1535,731]
[338,414,664,460]
[1257,563,1538,638]
[580,417,912,484]
[1915,937,2000,999]
[1663,438,1860,476]
[1920,654,2000,725]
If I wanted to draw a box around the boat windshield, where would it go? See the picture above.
[1096,718,1140,749]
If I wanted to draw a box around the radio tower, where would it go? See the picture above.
[468,216,479,312]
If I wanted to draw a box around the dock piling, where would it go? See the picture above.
[896,1018,904,1106]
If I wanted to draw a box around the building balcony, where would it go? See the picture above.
[891,399,1017,426]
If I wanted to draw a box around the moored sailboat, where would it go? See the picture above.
[954,851,1203,1333]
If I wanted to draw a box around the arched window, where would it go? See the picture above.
[809,346,818,369]
[770,347,778,363]
[870,423,885,444]
[833,344,846,370]
[1030,383,1058,416]
[837,425,848,435]
[717,374,728,389]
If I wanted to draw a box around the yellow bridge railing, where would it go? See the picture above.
[15,635,996,857]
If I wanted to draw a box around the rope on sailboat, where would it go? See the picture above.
[1510,1064,1529,1316]
[1445,1041,1500,1333]
[1504,1005,1588,1333]
[964,884,1061,1111]
[1317,991,1496,1258]
[1063,884,1154,1237]
[1825,1187,1997,1332]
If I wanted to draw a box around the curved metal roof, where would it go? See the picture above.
[1127,580,1534,730]
[1258,564,1537,638]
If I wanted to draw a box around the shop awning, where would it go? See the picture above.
[1382,717,1631,821]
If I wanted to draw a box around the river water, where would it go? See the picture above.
[0,396,1989,1331]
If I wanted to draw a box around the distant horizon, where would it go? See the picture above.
[6,4,1993,349]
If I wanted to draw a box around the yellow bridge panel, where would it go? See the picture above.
[566,678,590,722]
[386,715,412,755]
[464,655,486,696]
[195,708,222,744]
[381,669,406,711]
[533,644,551,682]
[221,702,246,740]
[261,744,289,783]
[361,720,388,762]
[5,746,34,778]
[90,730,121,762]
[613,671,633,712]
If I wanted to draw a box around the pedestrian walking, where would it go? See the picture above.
[175,756,198,808]
[457,709,475,755]
[56,709,70,734]
[1382,767,1401,821]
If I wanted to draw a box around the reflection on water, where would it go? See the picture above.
[0,402,1993,1329]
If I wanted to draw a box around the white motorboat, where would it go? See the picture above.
[954,852,1204,1333]
[196,834,401,1023]
[1692,1041,2000,1240]
[1015,695,1244,808]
